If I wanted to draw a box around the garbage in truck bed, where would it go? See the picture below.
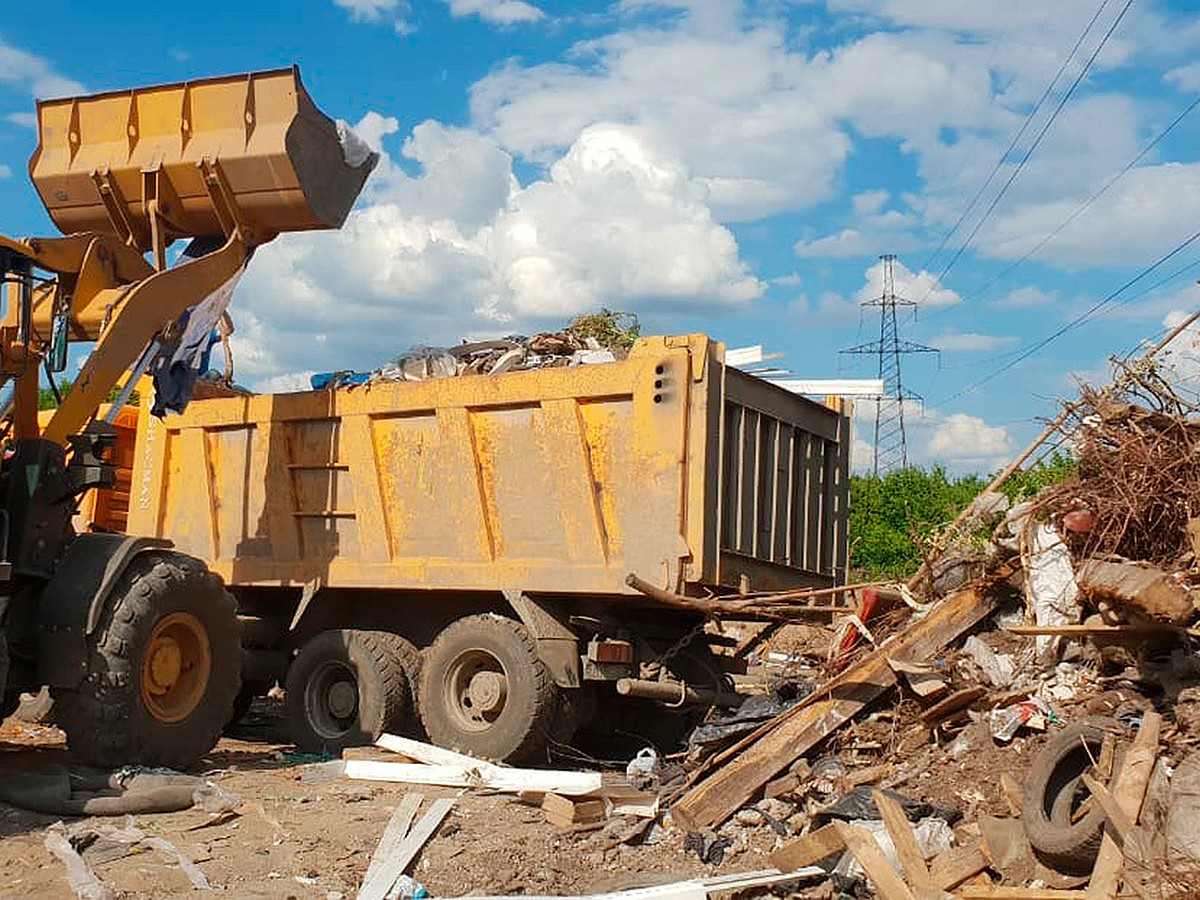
[310,329,626,390]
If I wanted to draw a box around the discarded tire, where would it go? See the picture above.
[286,629,419,753]
[419,614,559,764]
[1022,716,1126,876]
[53,552,241,769]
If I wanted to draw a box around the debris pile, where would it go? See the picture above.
[312,311,639,389]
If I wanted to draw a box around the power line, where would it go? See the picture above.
[963,93,1200,304]
[914,0,1113,281]
[917,0,1137,305]
[938,228,1200,404]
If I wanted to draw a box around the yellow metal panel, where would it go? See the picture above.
[127,335,849,595]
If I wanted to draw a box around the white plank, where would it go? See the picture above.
[312,759,603,796]
[447,867,826,900]
[376,734,493,768]
[726,345,764,366]
[358,797,455,900]
[362,794,423,889]
[770,378,884,397]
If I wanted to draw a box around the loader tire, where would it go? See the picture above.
[1022,716,1127,876]
[53,552,241,770]
[286,629,419,753]
[419,614,559,764]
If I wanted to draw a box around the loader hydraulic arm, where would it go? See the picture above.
[0,66,376,578]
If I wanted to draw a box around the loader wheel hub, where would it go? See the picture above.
[140,612,211,724]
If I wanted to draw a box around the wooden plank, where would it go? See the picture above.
[361,794,422,891]
[357,797,454,900]
[307,759,603,796]
[671,584,998,831]
[834,822,915,900]
[919,687,987,727]
[956,890,1086,899]
[1005,624,1192,638]
[1080,774,1132,844]
[769,823,846,872]
[928,842,988,891]
[1087,712,1162,900]
[999,774,1024,817]
[873,790,935,891]
[542,793,606,828]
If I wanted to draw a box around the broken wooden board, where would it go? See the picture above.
[453,868,827,900]
[835,822,916,900]
[1076,559,1195,625]
[543,793,606,828]
[873,790,935,891]
[928,841,989,891]
[919,687,988,728]
[956,890,1085,899]
[307,759,602,796]
[769,823,846,872]
[1079,774,1132,845]
[1086,711,1162,900]
[888,658,949,700]
[361,794,423,892]
[671,584,999,831]
[999,774,1024,817]
[358,797,454,900]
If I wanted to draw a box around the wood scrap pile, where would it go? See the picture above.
[1031,384,1200,569]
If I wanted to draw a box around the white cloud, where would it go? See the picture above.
[852,190,889,216]
[5,112,36,129]
[257,371,319,394]
[0,164,11,180]
[446,0,543,25]
[855,256,962,308]
[983,163,1200,268]
[233,117,760,384]
[0,39,83,99]
[997,285,1057,309]
[925,412,1011,465]
[930,331,1017,352]
[772,272,803,286]
[333,0,399,22]
[795,224,920,258]
[1167,62,1200,92]
[848,401,1011,472]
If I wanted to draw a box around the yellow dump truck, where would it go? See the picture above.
[102,336,851,762]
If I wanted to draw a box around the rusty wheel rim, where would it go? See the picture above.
[444,648,508,733]
[140,612,211,724]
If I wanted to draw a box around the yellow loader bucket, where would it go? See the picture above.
[29,66,376,249]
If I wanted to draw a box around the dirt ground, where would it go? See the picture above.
[0,701,785,900]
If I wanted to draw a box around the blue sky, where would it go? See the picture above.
[2,0,1200,472]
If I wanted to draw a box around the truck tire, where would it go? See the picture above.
[285,629,419,753]
[1022,717,1126,876]
[419,614,558,764]
[53,552,241,770]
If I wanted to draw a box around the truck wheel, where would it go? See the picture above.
[419,614,558,764]
[53,552,241,770]
[285,629,419,753]
[1022,717,1126,876]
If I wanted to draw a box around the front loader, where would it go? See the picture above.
[0,67,376,767]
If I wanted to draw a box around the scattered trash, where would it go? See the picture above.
[990,696,1056,743]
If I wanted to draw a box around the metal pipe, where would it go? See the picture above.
[615,677,742,708]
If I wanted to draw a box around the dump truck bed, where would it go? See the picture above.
[124,335,850,596]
